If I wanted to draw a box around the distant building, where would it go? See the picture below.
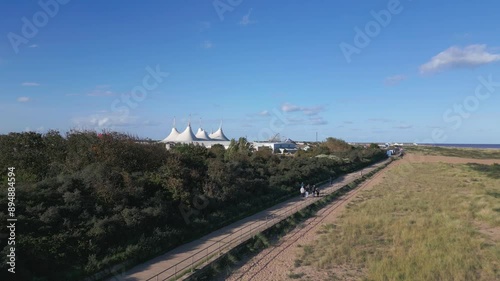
[160,118,298,153]
[253,139,297,154]
[160,119,231,149]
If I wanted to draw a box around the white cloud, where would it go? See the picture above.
[384,74,406,86]
[281,103,301,112]
[302,106,325,116]
[22,82,40,86]
[420,44,500,74]
[24,126,45,132]
[87,90,114,97]
[239,8,257,26]
[202,40,214,49]
[72,112,160,129]
[17,97,31,102]
[309,117,328,125]
[87,85,115,97]
[28,44,38,48]
[281,103,325,116]
[259,110,270,116]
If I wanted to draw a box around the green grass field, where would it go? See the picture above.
[405,145,500,159]
[299,161,500,281]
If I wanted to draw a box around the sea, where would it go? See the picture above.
[421,143,500,149]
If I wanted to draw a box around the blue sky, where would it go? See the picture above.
[1,0,500,143]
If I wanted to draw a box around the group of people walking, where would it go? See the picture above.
[300,183,319,198]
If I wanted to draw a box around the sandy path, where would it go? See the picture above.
[221,154,499,281]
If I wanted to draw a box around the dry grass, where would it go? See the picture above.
[300,161,500,281]
[405,145,500,159]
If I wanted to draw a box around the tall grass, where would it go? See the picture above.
[405,145,500,159]
[300,162,500,281]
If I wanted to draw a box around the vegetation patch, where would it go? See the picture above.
[300,161,500,281]
[406,145,500,159]
[0,132,386,280]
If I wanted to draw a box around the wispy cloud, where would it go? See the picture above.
[281,102,325,115]
[22,82,40,86]
[259,110,270,116]
[87,90,114,97]
[17,96,31,102]
[24,126,44,132]
[368,118,392,123]
[384,74,407,86]
[344,121,353,124]
[420,44,500,74]
[394,125,413,129]
[72,112,159,128]
[28,44,38,48]
[309,117,328,125]
[303,106,325,116]
[453,33,471,40]
[199,21,211,32]
[87,85,115,97]
[239,8,257,26]
[281,103,301,112]
[202,40,214,49]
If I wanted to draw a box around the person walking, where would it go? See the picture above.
[300,186,305,198]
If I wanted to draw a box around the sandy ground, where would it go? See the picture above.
[220,154,499,281]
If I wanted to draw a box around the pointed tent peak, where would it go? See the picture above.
[209,126,229,141]
[196,128,211,140]
[176,123,199,142]
[160,127,180,143]
[172,116,176,128]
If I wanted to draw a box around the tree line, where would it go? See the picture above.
[0,131,386,280]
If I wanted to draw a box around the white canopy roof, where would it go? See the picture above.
[195,128,211,140]
[176,123,199,142]
[209,127,229,141]
[160,127,180,143]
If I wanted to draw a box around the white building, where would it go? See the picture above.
[160,119,297,153]
[160,119,231,149]
[253,139,297,154]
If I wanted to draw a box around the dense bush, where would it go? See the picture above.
[0,131,385,280]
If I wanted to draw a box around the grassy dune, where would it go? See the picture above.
[405,145,500,159]
[299,161,500,281]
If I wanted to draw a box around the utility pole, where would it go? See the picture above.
[316,132,318,142]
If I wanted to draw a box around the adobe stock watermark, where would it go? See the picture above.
[339,0,409,63]
[179,194,209,224]
[258,108,290,142]
[399,74,500,168]
[213,0,244,21]
[416,74,499,145]
[7,0,71,54]
[110,65,169,119]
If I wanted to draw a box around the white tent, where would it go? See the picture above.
[209,126,229,141]
[160,118,180,143]
[176,123,199,142]
[196,128,211,140]
[160,127,180,143]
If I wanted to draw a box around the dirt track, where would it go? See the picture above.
[221,154,499,281]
